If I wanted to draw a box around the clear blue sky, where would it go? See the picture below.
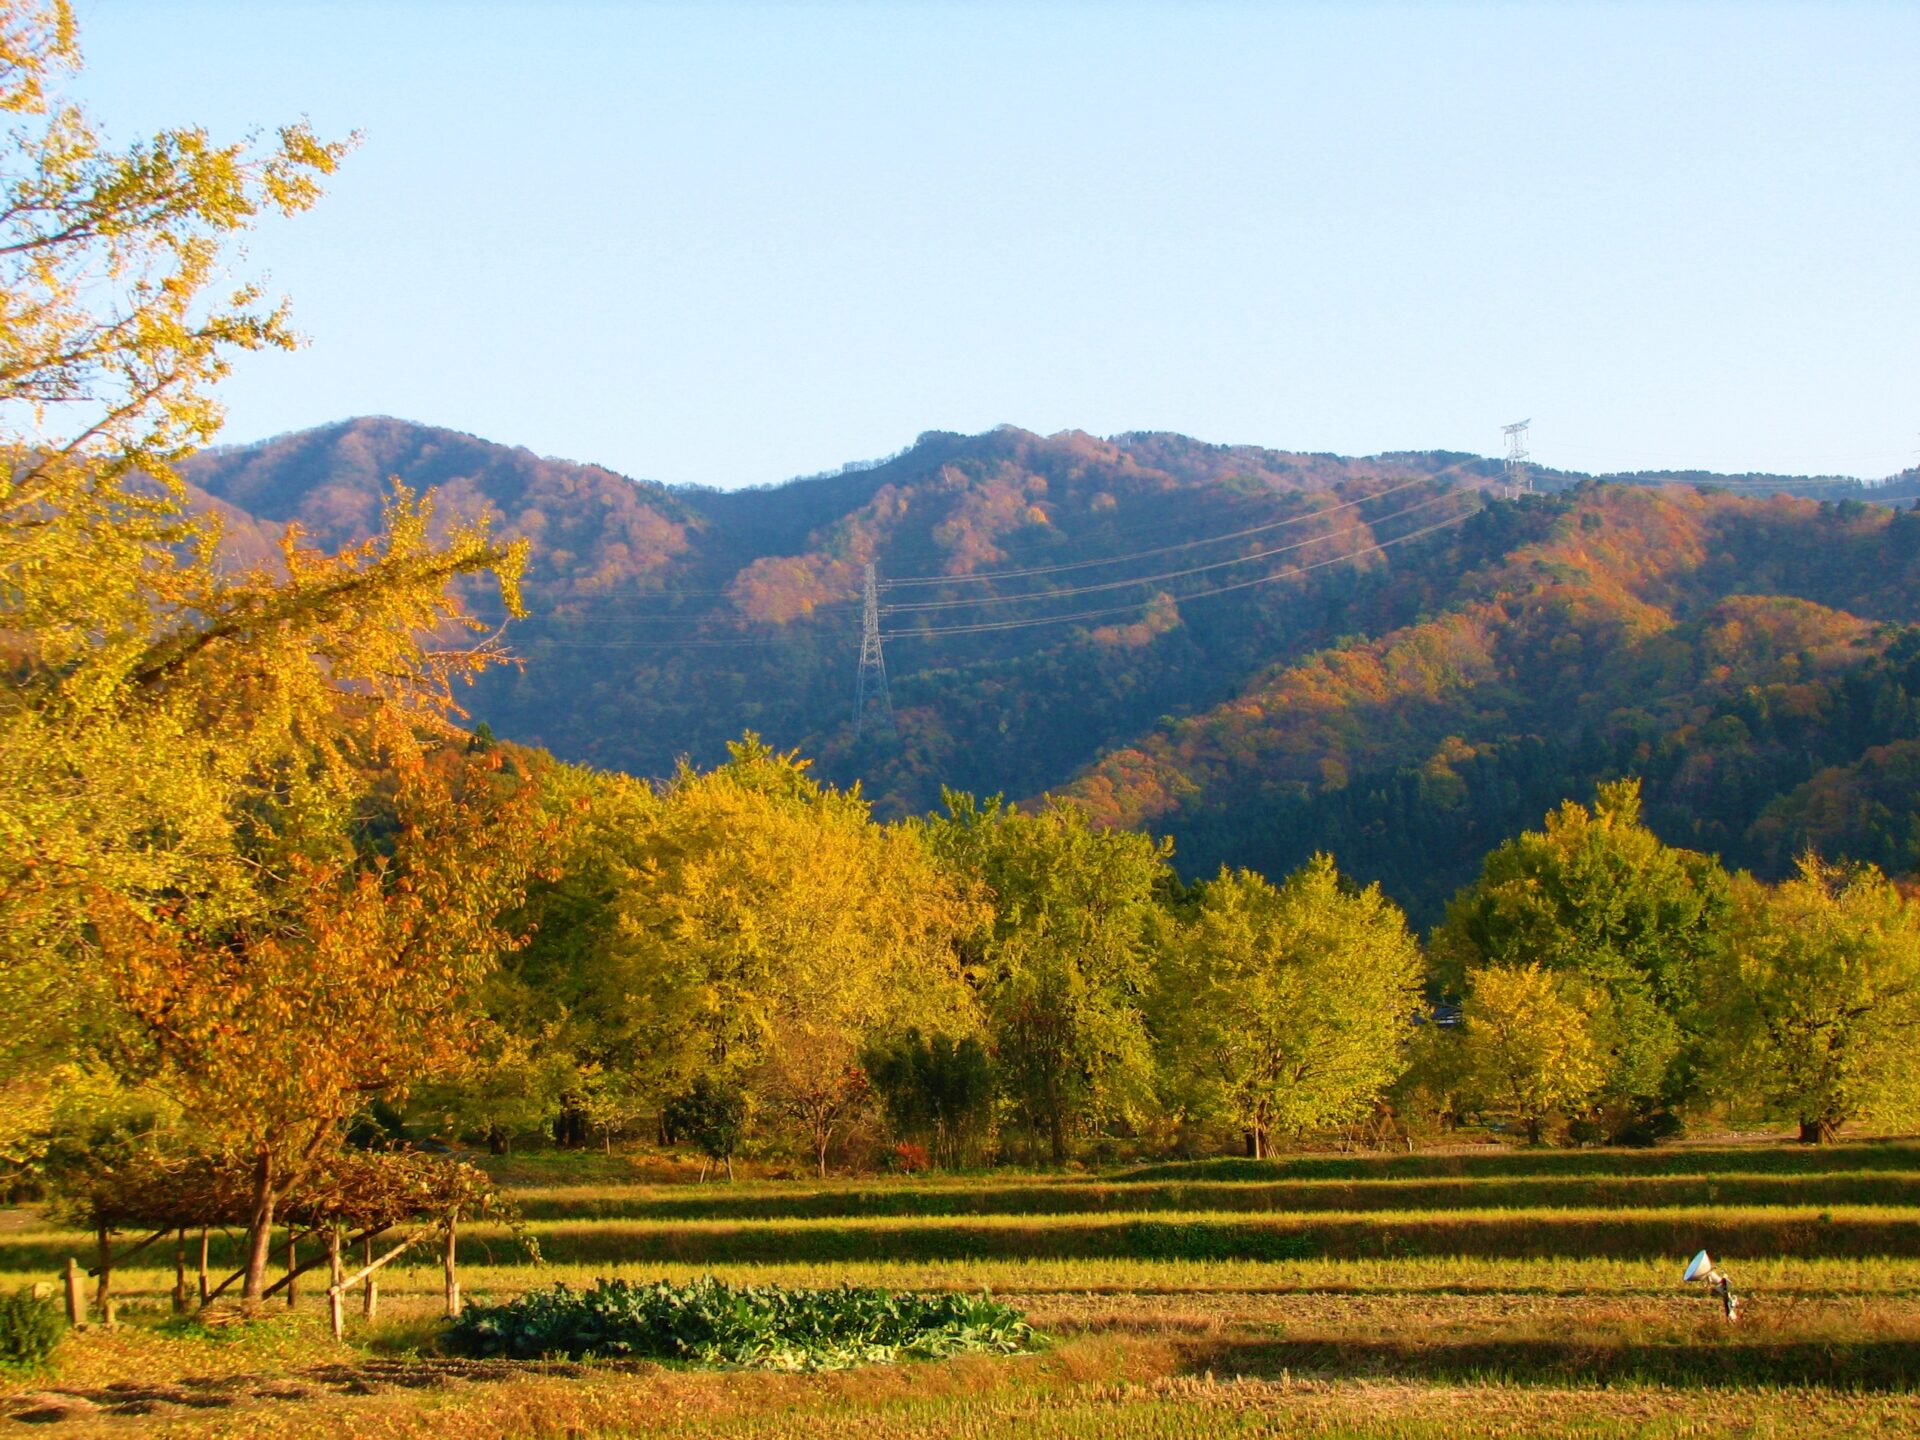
[79,1,1918,488]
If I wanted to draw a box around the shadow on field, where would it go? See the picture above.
[507,1173,1920,1223]
[1189,1335,1920,1391]
[1117,1139,1920,1185]
[496,1213,1920,1265]
[0,1357,619,1427]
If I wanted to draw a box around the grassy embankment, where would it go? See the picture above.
[2,1137,1918,1437]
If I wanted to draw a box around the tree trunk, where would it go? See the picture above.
[172,1230,189,1314]
[816,1127,830,1180]
[197,1228,210,1306]
[1048,1106,1066,1165]
[241,1152,278,1305]
[1799,1116,1838,1145]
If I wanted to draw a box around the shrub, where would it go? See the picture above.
[887,1141,930,1173]
[664,1078,748,1180]
[0,1288,63,1369]
[446,1277,1032,1370]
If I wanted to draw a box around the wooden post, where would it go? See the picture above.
[64,1257,86,1327]
[442,1213,460,1318]
[172,1229,189,1314]
[285,1231,297,1309]
[94,1223,114,1328]
[198,1228,210,1306]
[327,1225,345,1342]
[362,1234,378,1321]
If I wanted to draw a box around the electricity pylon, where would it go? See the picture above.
[1502,419,1532,497]
[853,562,894,741]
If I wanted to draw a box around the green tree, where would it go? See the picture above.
[1433,780,1730,1131]
[864,1030,995,1168]
[1461,963,1606,1144]
[664,1076,748,1182]
[1710,857,1920,1143]
[928,793,1170,1163]
[1158,857,1424,1157]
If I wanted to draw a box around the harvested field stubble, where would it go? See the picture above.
[3,1139,1920,1436]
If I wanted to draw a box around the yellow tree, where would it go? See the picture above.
[1712,857,1920,1143]
[1159,857,1424,1158]
[609,737,982,1157]
[0,0,548,1303]
[0,0,360,1078]
[1461,964,1605,1145]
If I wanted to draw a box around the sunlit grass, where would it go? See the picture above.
[5,1139,1920,1435]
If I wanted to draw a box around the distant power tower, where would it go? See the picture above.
[1502,419,1532,497]
[853,562,895,741]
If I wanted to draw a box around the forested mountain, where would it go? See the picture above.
[184,417,1920,922]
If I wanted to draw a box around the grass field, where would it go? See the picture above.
[4,1136,1919,1437]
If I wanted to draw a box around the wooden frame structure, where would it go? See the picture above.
[63,1150,507,1340]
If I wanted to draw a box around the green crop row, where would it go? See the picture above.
[449,1277,1033,1370]
[504,1170,1920,1223]
[6,1204,1918,1275]
[1112,1139,1920,1184]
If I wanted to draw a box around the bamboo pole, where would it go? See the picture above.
[172,1229,188,1314]
[327,1225,345,1342]
[63,1257,85,1327]
[85,1227,170,1277]
[362,1234,378,1321]
[94,1223,114,1328]
[442,1211,460,1318]
[327,1219,438,1299]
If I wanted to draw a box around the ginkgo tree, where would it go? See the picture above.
[929,793,1170,1164]
[1431,780,1730,1133]
[1708,857,1920,1144]
[1461,963,1606,1145]
[1158,856,1424,1158]
[0,0,551,1303]
[605,738,984,1165]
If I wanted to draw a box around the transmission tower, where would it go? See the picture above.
[853,562,895,741]
[1502,419,1532,497]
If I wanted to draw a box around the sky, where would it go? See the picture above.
[76,1,1919,490]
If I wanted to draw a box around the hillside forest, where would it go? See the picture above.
[4,0,1920,1314]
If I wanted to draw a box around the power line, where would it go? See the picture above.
[881,459,1498,588]
[885,500,1483,640]
[880,490,1464,615]
[515,634,819,649]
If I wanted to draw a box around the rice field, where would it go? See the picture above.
[3,1136,1919,1437]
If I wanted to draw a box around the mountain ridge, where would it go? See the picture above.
[181,417,1920,922]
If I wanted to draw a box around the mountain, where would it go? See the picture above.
[183,418,1920,922]
[1062,484,1920,920]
